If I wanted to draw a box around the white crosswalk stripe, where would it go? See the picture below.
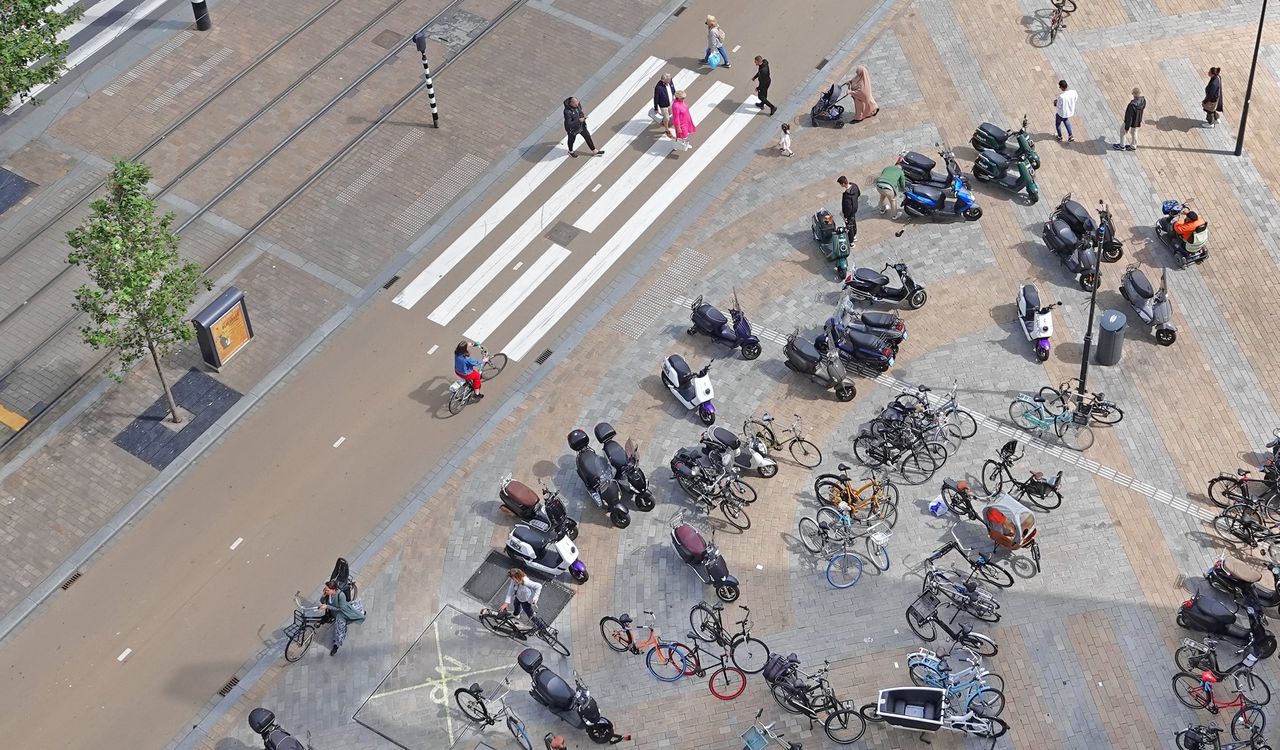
[464,244,570,344]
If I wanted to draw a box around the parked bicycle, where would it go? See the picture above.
[1213,504,1280,550]
[599,610,688,682]
[813,465,899,528]
[924,528,1015,588]
[905,592,999,657]
[852,429,942,485]
[667,632,747,700]
[688,601,770,673]
[906,652,1006,716]
[448,342,508,415]
[1172,670,1267,741]
[768,658,867,744]
[1175,724,1272,750]
[1176,636,1270,705]
[671,452,755,531]
[1208,465,1280,520]
[741,708,803,750]
[800,503,893,570]
[980,438,1064,511]
[744,412,823,467]
[890,381,979,442]
[1009,392,1095,450]
[480,606,570,657]
[1040,379,1124,425]
[921,560,1001,623]
[454,679,534,750]
[860,687,1008,739]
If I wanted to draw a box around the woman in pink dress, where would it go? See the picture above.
[671,90,696,151]
[850,66,879,122]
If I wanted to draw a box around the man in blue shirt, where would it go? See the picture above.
[454,341,485,399]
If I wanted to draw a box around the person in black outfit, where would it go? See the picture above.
[752,56,776,116]
[838,176,860,240]
[563,97,604,157]
[1203,67,1223,128]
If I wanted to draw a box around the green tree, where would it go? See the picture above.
[1,1,86,107]
[66,160,211,424]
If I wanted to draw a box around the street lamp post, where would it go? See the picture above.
[412,32,440,129]
[1235,0,1267,156]
[1073,233,1105,412]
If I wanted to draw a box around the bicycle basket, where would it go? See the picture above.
[741,726,770,750]
[1179,727,1214,750]
[908,592,941,620]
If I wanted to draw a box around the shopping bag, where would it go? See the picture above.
[708,50,724,69]
[649,108,663,123]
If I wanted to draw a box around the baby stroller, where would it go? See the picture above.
[810,82,850,127]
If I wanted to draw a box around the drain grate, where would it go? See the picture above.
[673,5,687,15]
[545,221,581,247]
[60,571,82,590]
[382,275,400,290]
[535,349,553,365]
[817,57,829,70]
[218,675,240,696]
[461,551,575,622]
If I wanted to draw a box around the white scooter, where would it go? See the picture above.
[662,355,716,425]
[701,426,777,478]
[1016,283,1061,362]
[505,491,588,583]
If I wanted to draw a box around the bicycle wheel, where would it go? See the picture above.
[689,603,721,643]
[481,353,508,380]
[981,460,1006,495]
[1091,403,1124,425]
[798,517,826,554]
[454,687,487,722]
[973,716,1010,739]
[1234,670,1272,706]
[645,643,688,682]
[728,479,757,505]
[1056,0,1077,13]
[858,702,883,723]
[1232,704,1266,741]
[507,715,533,750]
[935,422,965,456]
[708,665,747,700]
[284,626,313,662]
[964,596,1002,623]
[1057,419,1095,451]
[813,475,847,506]
[1173,645,1209,674]
[852,435,885,466]
[823,707,867,745]
[599,616,634,652]
[1009,399,1040,430]
[745,419,777,450]
[948,408,979,438]
[720,500,751,530]
[896,448,937,485]
[1214,505,1265,545]
[906,606,937,641]
[909,662,943,687]
[731,636,769,674]
[865,535,891,571]
[959,630,999,658]
[874,495,900,530]
[1172,672,1212,709]
[538,626,571,657]
[922,440,950,468]
[1208,476,1246,509]
[826,552,864,589]
[973,560,1015,589]
[816,505,845,532]
[447,383,472,415]
[1038,386,1068,415]
[771,682,804,714]
[789,438,823,468]
[967,686,1006,717]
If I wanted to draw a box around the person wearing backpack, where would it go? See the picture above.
[702,15,730,68]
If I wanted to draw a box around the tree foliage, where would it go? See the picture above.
[1,0,86,106]
[66,160,211,421]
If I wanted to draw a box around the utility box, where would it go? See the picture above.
[192,287,253,370]
[1095,309,1126,366]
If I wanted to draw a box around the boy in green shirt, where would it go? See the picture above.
[876,164,906,218]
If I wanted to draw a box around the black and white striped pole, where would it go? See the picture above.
[412,32,439,129]
[190,0,212,30]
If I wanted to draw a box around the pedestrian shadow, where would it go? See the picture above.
[214,739,255,750]
[520,141,562,163]
[1154,115,1203,133]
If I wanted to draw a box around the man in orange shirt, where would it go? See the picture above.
[1173,211,1204,242]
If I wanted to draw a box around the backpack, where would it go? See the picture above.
[762,652,800,684]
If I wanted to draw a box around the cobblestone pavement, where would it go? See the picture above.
[184,1,1280,749]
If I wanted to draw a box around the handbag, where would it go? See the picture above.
[708,50,724,69]
[1202,98,1218,112]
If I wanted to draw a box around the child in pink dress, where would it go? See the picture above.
[671,91,696,151]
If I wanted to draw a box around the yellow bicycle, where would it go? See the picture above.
[813,465,899,528]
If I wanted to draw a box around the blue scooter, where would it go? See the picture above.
[688,292,761,360]
[902,173,982,222]
[819,317,895,373]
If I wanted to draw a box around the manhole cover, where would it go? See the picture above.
[545,221,580,247]
[371,29,401,49]
[462,550,575,623]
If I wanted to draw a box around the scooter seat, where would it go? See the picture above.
[709,427,740,451]
[506,481,540,509]
[843,327,885,349]
[1020,285,1040,319]
[512,524,550,552]
[907,183,945,205]
[535,670,576,710]
[853,268,889,287]
[980,149,1010,172]
[667,354,691,382]
[1129,269,1155,299]
[1224,556,1264,584]
[789,337,821,363]
[1048,219,1079,247]
[675,524,707,561]
[977,122,1010,144]
[901,151,936,174]
[603,440,627,468]
[696,304,728,327]
[859,311,900,329]
[1059,200,1095,236]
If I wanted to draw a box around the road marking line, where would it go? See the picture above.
[392,56,665,309]
[0,402,28,431]
[333,436,346,448]
[426,69,699,325]
[230,537,243,551]
[427,344,438,355]
[117,648,132,662]
[465,244,571,342]
[512,262,523,271]
[592,184,602,192]
[502,100,758,361]
[575,80,730,232]
[732,45,742,53]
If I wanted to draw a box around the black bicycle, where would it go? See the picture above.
[480,607,570,657]
[905,592,999,657]
[688,601,769,673]
[924,531,1015,588]
[1039,380,1124,426]
[1214,505,1280,549]
[980,439,1064,511]
[668,632,747,700]
[769,659,867,744]
[454,680,534,750]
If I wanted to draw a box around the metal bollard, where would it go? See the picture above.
[191,0,212,31]
[412,31,439,128]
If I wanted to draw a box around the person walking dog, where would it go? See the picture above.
[652,73,677,135]
[1113,88,1145,151]
[1053,79,1077,141]
[1203,67,1223,128]
[563,97,603,157]
[752,56,776,115]
[702,15,730,68]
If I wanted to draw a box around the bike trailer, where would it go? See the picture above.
[875,686,945,732]
[981,493,1036,550]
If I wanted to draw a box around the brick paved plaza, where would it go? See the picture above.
[3,0,1280,748]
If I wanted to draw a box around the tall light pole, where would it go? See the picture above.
[1235,0,1267,156]
[1073,233,1104,411]
[412,32,440,129]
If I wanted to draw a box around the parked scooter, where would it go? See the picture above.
[568,429,632,528]
[670,509,740,602]
[897,145,970,192]
[518,648,628,744]
[810,210,852,279]
[1016,284,1061,362]
[592,423,657,511]
[248,708,305,750]
[661,355,716,425]
[688,292,762,360]
[1047,194,1124,263]
[901,176,982,222]
[822,317,895,373]
[1041,213,1101,290]
[1095,199,1125,262]
[783,329,856,402]
[838,293,906,350]
[1155,199,1209,267]
[500,475,580,540]
[1177,586,1277,657]
[972,149,1040,204]
[843,262,928,309]
[505,494,588,582]
[1205,554,1280,610]
[970,115,1041,169]
[1119,264,1176,346]
[701,425,777,478]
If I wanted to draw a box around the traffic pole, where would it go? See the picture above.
[1234,0,1267,156]
[191,0,212,31]
[412,32,439,128]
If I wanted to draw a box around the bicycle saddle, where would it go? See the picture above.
[838,463,852,472]
[1033,396,1045,403]
[1030,470,1044,479]
[618,613,632,624]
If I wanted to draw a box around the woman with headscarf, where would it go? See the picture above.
[849,66,879,122]
[671,90,696,151]
[1203,67,1223,128]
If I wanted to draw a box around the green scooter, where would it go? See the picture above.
[972,149,1039,204]
[970,115,1040,170]
[810,209,851,279]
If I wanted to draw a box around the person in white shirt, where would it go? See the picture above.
[1053,79,1078,142]
[500,568,543,621]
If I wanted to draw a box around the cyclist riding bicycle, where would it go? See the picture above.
[454,341,486,400]
[499,568,542,621]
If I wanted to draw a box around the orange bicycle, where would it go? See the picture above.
[599,610,688,682]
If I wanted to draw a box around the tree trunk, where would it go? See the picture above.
[148,340,181,424]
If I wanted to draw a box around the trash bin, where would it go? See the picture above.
[1095,310,1126,366]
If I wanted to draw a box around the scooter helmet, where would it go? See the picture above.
[1161,199,1180,215]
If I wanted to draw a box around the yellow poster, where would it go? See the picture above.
[211,303,251,364]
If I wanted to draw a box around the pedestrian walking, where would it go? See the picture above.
[500,568,543,620]
[777,123,793,157]
[1113,87,1145,151]
[652,73,677,136]
[875,163,906,217]
[1053,79,1078,141]
[752,56,776,115]
[849,66,878,122]
[671,90,696,151]
[702,15,730,68]
[1203,67,1223,128]
[318,579,365,655]
[563,96,604,158]
[838,176,860,239]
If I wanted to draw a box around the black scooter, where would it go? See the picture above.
[500,475,580,540]
[843,262,928,309]
[568,429,632,528]
[822,317,895,373]
[1178,585,1278,657]
[1050,194,1124,263]
[671,510,740,602]
[1041,214,1101,290]
[1095,199,1124,262]
[518,648,628,744]
[688,292,762,360]
[838,293,906,351]
[1206,554,1280,609]
[248,707,305,750]
[784,329,856,402]
[593,422,656,511]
